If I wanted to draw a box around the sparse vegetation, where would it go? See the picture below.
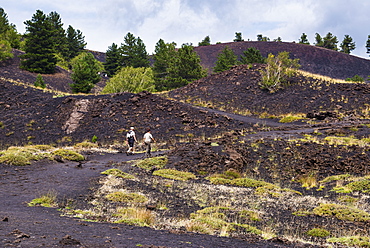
[327,236,370,247]
[313,203,370,222]
[28,190,57,207]
[106,191,148,204]
[306,228,330,238]
[52,149,84,161]
[135,156,168,170]
[101,169,135,179]
[153,169,196,181]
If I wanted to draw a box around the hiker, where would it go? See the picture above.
[126,127,138,155]
[143,128,156,157]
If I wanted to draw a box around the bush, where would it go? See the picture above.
[52,149,84,161]
[153,169,196,181]
[101,169,135,179]
[259,51,300,93]
[306,228,330,237]
[313,203,370,222]
[106,192,148,203]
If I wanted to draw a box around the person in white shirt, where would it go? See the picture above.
[126,127,138,155]
[143,128,156,157]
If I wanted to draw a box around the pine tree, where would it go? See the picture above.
[366,35,370,55]
[314,33,324,47]
[213,46,238,73]
[0,40,13,61]
[198,36,211,46]
[322,32,338,51]
[34,74,46,88]
[340,35,355,54]
[70,52,103,93]
[20,10,57,74]
[234,32,244,42]
[63,25,86,60]
[299,33,310,44]
[47,11,66,55]
[104,43,121,77]
[153,39,177,91]
[0,8,20,49]
[240,47,265,64]
[120,32,149,68]
[166,44,207,90]
[0,8,10,35]
[257,34,270,41]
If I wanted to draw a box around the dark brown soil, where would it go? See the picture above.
[194,41,370,80]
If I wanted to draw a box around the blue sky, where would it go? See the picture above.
[2,0,370,59]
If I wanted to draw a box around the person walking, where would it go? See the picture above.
[126,127,138,155]
[143,128,155,158]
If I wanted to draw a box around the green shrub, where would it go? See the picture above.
[327,236,370,247]
[313,203,370,222]
[28,191,57,207]
[91,135,98,143]
[101,169,135,179]
[306,228,330,237]
[106,192,148,203]
[279,116,303,123]
[232,223,262,235]
[52,149,84,161]
[230,177,268,188]
[346,179,370,193]
[320,174,351,183]
[153,169,196,181]
[259,51,300,93]
[0,146,49,166]
[74,141,99,149]
[136,156,168,170]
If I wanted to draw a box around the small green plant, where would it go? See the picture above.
[0,121,4,129]
[101,169,135,179]
[106,192,148,204]
[319,174,352,183]
[313,203,370,222]
[91,135,98,143]
[135,156,168,170]
[52,149,84,161]
[113,207,155,226]
[279,115,304,123]
[346,179,370,193]
[327,236,370,247]
[28,191,57,207]
[153,169,196,181]
[74,141,99,149]
[298,173,317,189]
[34,74,46,88]
[337,195,359,204]
[306,228,330,237]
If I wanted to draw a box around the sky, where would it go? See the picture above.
[2,0,370,59]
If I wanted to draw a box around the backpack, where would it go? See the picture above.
[127,131,134,141]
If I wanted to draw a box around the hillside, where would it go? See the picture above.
[169,63,370,117]
[194,41,370,79]
[1,45,370,247]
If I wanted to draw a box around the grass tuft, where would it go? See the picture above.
[153,169,196,181]
[101,169,135,179]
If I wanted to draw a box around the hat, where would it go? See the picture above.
[130,127,134,130]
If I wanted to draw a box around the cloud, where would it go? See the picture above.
[1,0,369,58]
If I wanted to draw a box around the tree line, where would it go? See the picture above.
[1,8,370,94]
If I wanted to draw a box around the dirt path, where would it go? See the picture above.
[0,151,295,248]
